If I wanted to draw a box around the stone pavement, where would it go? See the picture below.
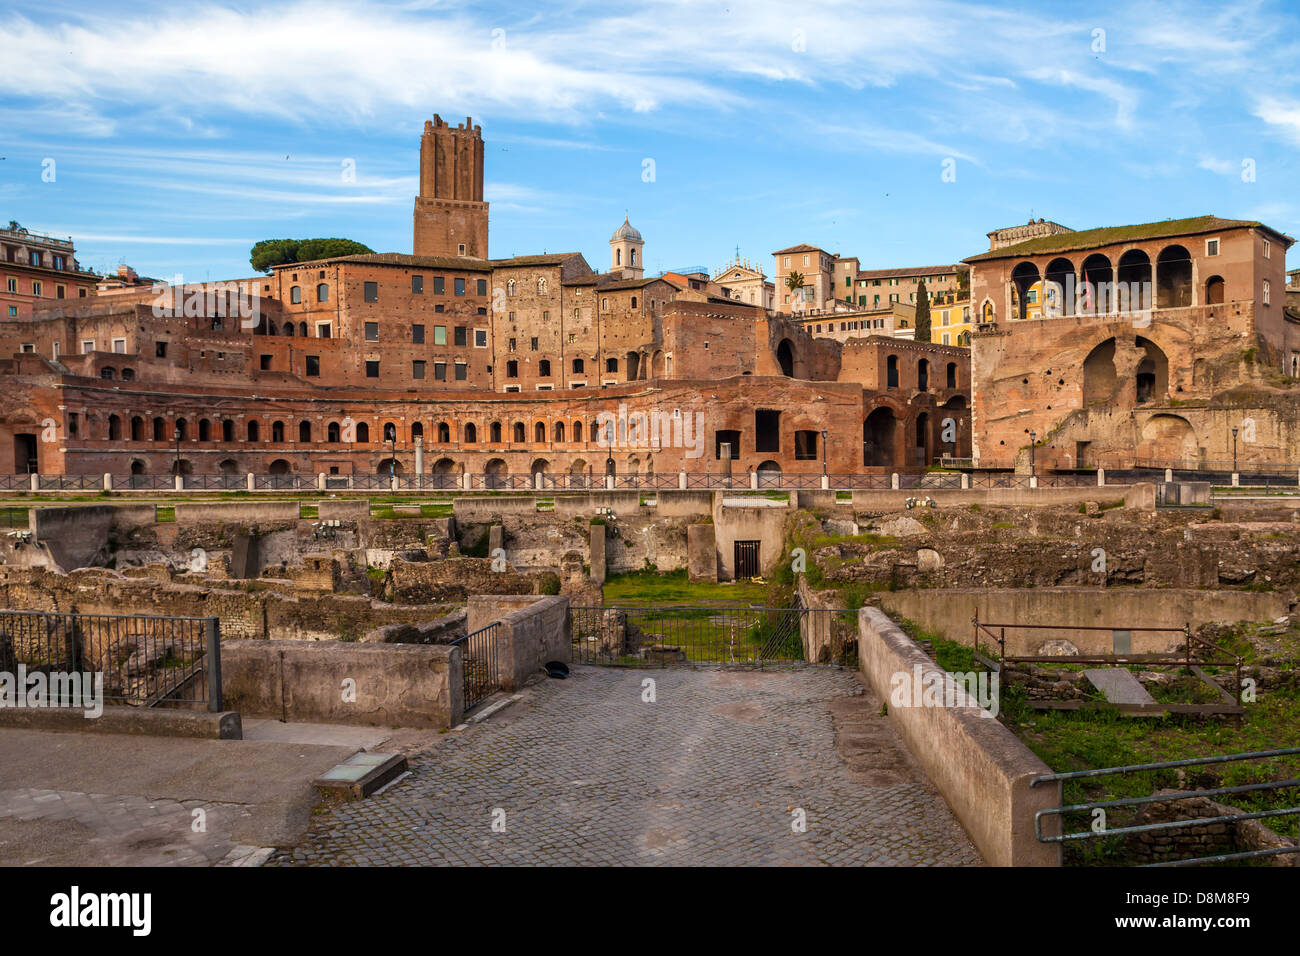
[270,665,982,866]
[0,729,355,866]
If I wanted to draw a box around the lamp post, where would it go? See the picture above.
[1028,430,1037,477]
[821,428,828,476]
[173,425,182,477]
[1232,426,1239,474]
[388,435,397,481]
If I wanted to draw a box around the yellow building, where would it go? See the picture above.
[930,293,973,346]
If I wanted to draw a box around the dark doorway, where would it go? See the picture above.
[734,540,761,579]
[14,434,38,474]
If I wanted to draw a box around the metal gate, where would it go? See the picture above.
[570,606,857,667]
[734,540,761,578]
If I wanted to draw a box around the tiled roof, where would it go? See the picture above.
[772,243,826,255]
[964,216,1294,262]
[276,252,493,272]
[852,264,961,281]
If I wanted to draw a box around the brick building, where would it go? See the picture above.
[1,222,98,324]
[964,215,1296,470]
[0,114,971,480]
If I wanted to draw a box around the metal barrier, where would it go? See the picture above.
[449,621,502,710]
[1030,748,1300,866]
[570,605,852,667]
[0,609,221,710]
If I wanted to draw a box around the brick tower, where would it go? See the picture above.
[413,115,489,258]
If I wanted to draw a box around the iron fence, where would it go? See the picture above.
[570,605,854,667]
[114,474,173,490]
[0,609,221,710]
[1031,748,1300,867]
[449,621,503,710]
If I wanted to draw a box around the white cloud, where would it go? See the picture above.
[1254,97,1300,148]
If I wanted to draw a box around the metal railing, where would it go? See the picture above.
[449,621,502,711]
[0,609,221,710]
[1030,748,1300,867]
[570,606,851,667]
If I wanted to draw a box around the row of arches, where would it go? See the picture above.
[862,396,968,467]
[1002,245,1214,321]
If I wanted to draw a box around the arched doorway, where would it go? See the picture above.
[756,460,781,487]
[268,459,291,475]
[1156,245,1192,309]
[1083,338,1118,406]
[776,339,795,377]
[1010,262,1040,321]
[376,458,403,476]
[1135,336,1169,404]
[914,412,931,467]
[218,459,239,475]
[1140,414,1196,461]
[1117,249,1152,311]
[863,408,896,466]
[1205,275,1225,305]
[1080,253,1113,314]
[1044,257,1075,316]
[485,458,508,489]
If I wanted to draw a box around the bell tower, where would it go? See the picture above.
[609,216,644,279]
[413,114,489,258]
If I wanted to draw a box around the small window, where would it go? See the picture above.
[433,276,445,294]
[260,354,272,370]
[1263,239,1271,259]
[112,338,127,353]
[454,362,467,381]
[434,362,447,381]
[1206,238,1220,257]
[1263,280,1271,306]
[82,340,94,354]
[476,279,487,296]
[474,329,488,347]
[363,281,378,302]
[573,358,585,373]
[290,285,302,304]
[316,283,329,303]
[316,323,331,339]
[458,243,467,256]
[365,322,379,342]
[606,357,619,373]
[366,360,380,378]
[412,323,424,344]
[305,355,320,376]
[506,360,518,378]
[539,359,551,377]
[454,326,467,346]
[412,275,424,294]
[412,360,426,379]
[454,278,466,296]
[434,325,446,345]
[155,342,168,358]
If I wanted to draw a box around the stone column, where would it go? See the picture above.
[678,470,687,489]
[247,472,256,492]
[103,473,112,492]
[891,473,899,490]
[961,473,970,489]
[174,474,184,491]
[414,436,424,476]
[1097,468,1106,486]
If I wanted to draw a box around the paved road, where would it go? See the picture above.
[271,665,981,866]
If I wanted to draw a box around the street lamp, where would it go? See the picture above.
[821,428,828,476]
[1028,430,1037,477]
[1231,426,1239,474]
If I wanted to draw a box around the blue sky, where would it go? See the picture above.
[2,0,1299,282]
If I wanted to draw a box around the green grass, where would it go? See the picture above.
[601,568,769,607]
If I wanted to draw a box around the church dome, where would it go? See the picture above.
[611,216,642,242]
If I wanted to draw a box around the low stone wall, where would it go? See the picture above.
[850,486,1137,511]
[31,505,116,571]
[1131,790,1297,865]
[221,639,462,728]
[857,607,1060,866]
[654,490,713,516]
[878,587,1289,656]
[317,499,370,521]
[467,594,571,691]
[173,500,300,524]
[453,496,537,520]
[552,491,643,516]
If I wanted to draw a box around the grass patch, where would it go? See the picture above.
[602,568,768,607]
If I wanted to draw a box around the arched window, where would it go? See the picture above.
[316,283,329,303]
[175,418,188,441]
[247,420,260,442]
[630,248,637,266]
[537,277,547,294]
[282,322,294,336]
[130,416,143,441]
[153,417,166,441]
[355,421,369,443]
[121,368,134,381]
[299,322,307,337]
[299,420,311,442]
[198,419,211,441]
[272,420,285,442]
[411,422,424,441]
[100,367,116,380]
[437,422,450,443]
[108,414,121,441]
[507,279,516,296]
[222,419,234,442]
[573,420,583,442]
[490,421,502,443]
[327,421,341,443]
[383,422,397,442]
[464,422,478,443]
[513,422,525,443]
[290,286,301,304]
[886,355,899,389]
[535,421,546,443]
[554,421,565,442]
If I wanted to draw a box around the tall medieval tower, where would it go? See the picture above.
[413,115,489,258]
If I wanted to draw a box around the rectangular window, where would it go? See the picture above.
[433,276,445,294]
[5,278,14,293]
[155,342,168,358]
[412,275,424,293]
[474,329,488,348]
[56,285,65,299]
[363,281,378,302]
[316,322,332,338]
[508,338,517,352]
[32,281,42,296]
[476,279,488,296]
[434,362,446,381]
[454,326,467,346]
[454,278,466,296]
[1263,280,1271,305]
[112,338,126,353]
[365,322,379,342]
[530,337,539,351]
[412,323,424,344]
[306,355,320,376]
[259,354,271,370]
[1263,239,1271,259]
[82,340,94,353]
[794,430,818,461]
[412,360,426,379]
[1206,238,1220,257]
[434,325,446,345]
[366,360,380,378]
[454,362,467,381]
